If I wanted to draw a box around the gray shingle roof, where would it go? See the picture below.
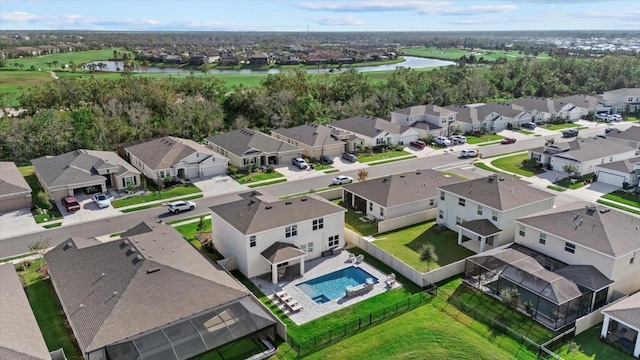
[596,156,640,173]
[328,115,407,138]
[510,96,560,114]
[438,175,555,211]
[602,291,640,330]
[343,169,463,207]
[31,149,139,189]
[210,195,345,235]
[554,94,605,109]
[206,129,300,158]
[393,104,457,117]
[44,222,249,353]
[271,123,346,148]
[606,126,640,143]
[605,88,640,98]
[516,201,640,258]
[553,265,613,291]
[549,138,636,162]
[475,103,528,119]
[261,242,306,264]
[459,219,502,237]
[0,162,31,197]
[125,136,225,171]
[444,105,481,125]
[0,264,50,360]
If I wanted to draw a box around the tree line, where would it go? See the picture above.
[1,54,639,162]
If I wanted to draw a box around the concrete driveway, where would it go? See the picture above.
[0,208,41,240]
[55,194,121,227]
[191,175,248,198]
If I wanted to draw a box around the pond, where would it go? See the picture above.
[84,56,454,75]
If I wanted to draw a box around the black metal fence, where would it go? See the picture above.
[287,288,436,356]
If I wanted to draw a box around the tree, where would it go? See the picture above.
[357,169,368,182]
[501,287,520,309]
[563,164,577,175]
[28,238,51,257]
[419,243,439,271]
[34,191,52,211]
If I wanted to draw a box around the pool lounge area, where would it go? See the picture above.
[250,250,400,325]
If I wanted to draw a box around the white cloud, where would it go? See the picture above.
[297,1,517,16]
[309,15,365,26]
[439,5,517,16]
[0,11,40,22]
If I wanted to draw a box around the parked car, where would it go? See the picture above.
[596,113,610,121]
[501,137,517,144]
[409,139,426,149]
[332,175,353,185]
[460,149,479,158]
[61,196,81,212]
[168,200,196,213]
[92,192,112,208]
[595,134,607,139]
[342,152,357,162]
[604,127,616,134]
[521,122,537,130]
[562,129,579,138]
[608,114,622,122]
[434,136,452,146]
[292,157,309,169]
[449,135,467,144]
[320,154,334,164]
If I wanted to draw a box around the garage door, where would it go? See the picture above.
[597,171,625,187]
[200,163,227,177]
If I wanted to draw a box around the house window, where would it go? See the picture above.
[156,170,170,179]
[307,242,314,252]
[486,236,494,246]
[328,235,340,247]
[313,218,324,231]
[458,198,466,207]
[380,208,384,217]
[285,225,297,238]
[456,217,463,225]
[299,243,306,252]
[519,225,526,237]
[565,242,576,254]
[438,209,444,220]
[249,235,256,248]
[123,176,137,187]
[477,205,483,216]
[440,191,445,201]
[492,211,498,221]
[369,202,373,211]
[376,138,385,145]
[539,233,546,245]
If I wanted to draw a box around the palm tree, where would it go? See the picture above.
[419,243,439,272]
[501,287,520,309]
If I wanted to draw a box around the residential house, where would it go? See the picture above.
[189,53,209,65]
[271,123,347,159]
[595,156,640,188]
[474,103,534,132]
[509,96,564,123]
[123,136,228,183]
[0,162,32,212]
[554,94,610,119]
[445,105,483,133]
[45,221,277,360]
[0,264,51,360]
[606,126,640,150]
[204,129,301,170]
[342,169,464,223]
[528,137,637,176]
[437,175,555,253]
[327,115,419,149]
[602,88,640,113]
[210,192,345,284]
[514,202,640,302]
[600,292,640,357]
[32,149,141,201]
[390,104,455,137]
[250,53,269,66]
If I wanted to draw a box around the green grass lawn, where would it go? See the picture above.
[490,153,541,177]
[110,185,202,208]
[543,123,580,131]
[400,47,549,62]
[553,326,635,360]
[17,259,82,359]
[33,207,63,224]
[6,48,126,70]
[357,150,411,163]
[517,129,535,135]
[601,191,640,209]
[373,221,474,272]
[555,174,594,190]
[235,171,284,184]
[336,201,379,236]
[467,134,505,144]
[247,178,287,188]
[369,155,417,165]
[547,185,567,192]
[165,213,210,225]
[120,194,203,213]
[596,199,640,215]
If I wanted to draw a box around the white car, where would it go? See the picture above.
[92,192,112,208]
[332,175,353,185]
[449,135,467,144]
[460,149,478,158]
[596,113,610,121]
[168,200,196,213]
[292,157,309,169]
[435,136,452,146]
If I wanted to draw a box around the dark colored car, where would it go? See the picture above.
[501,137,517,144]
[562,129,578,138]
[342,152,357,162]
[604,127,616,134]
[321,154,334,164]
[409,139,426,149]
[61,196,81,212]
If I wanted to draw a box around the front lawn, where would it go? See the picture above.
[466,134,505,144]
[373,221,475,272]
[357,150,411,163]
[235,170,284,184]
[601,191,640,209]
[543,123,580,131]
[490,153,542,177]
[111,185,202,208]
[555,173,594,190]
[597,199,640,215]
[554,326,635,360]
[33,207,64,224]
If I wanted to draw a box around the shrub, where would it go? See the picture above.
[265,165,274,173]
[34,191,52,210]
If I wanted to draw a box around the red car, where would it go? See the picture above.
[501,137,517,144]
[61,196,81,212]
[409,139,426,149]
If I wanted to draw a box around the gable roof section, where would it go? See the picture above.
[32,149,139,189]
[602,291,640,330]
[125,136,225,171]
[606,126,640,143]
[553,265,613,291]
[210,195,345,235]
[509,96,560,114]
[0,162,31,197]
[44,222,248,353]
[328,115,407,138]
[272,123,346,148]
[438,175,555,211]
[475,102,528,119]
[516,201,640,258]
[554,94,606,110]
[605,88,640,98]
[206,129,300,158]
[596,156,640,173]
[550,137,635,162]
[444,105,481,125]
[0,264,50,360]
[393,104,457,117]
[343,169,464,207]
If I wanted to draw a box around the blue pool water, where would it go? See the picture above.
[296,266,379,304]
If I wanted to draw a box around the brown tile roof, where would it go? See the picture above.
[438,175,555,211]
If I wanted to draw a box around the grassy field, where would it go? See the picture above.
[467,134,505,144]
[5,48,125,70]
[339,202,379,236]
[401,46,550,62]
[490,153,541,177]
[601,191,640,208]
[373,221,475,272]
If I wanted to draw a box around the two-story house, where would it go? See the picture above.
[602,88,640,113]
[271,123,348,159]
[554,94,610,119]
[390,104,455,137]
[437,175,555,253]
[210,192,346,284]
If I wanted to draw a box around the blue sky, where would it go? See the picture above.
[1,0,638,32]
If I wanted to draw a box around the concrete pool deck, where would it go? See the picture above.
[249,250,402,325]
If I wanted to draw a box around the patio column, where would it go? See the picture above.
[600,316,610,338]
[457,230,463,246]
[299,257,305,276]
[634,334,640,358]
[479,236,486,253]
[271,265,278,284]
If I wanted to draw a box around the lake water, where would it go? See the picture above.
[85,56,454,75]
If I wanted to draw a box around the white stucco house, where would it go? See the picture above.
[606,126,640,150]
[390,104,454,137]
[437,175,555,253]
[600,292,640,358]
[327,115,419,149]
[554,94,611,120]
[595,156,640,188]
[271,123,347,159]
[602,88,640,113]
[210,192,346,284]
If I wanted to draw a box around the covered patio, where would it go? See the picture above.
[601,292,640,358]
[457,219,502,253]
[261,242,306,284]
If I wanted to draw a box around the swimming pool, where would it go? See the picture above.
[296,266,379,304]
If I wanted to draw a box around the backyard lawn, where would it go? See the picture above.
[466,134,505,144]
[553,326,635,360]
[18,163,64,223]
[335,201,378,236]
[490,153,542,177]
[601,191,640,209]
[373,221,474,272]
[110,185,202,208]
[357,150,411,163]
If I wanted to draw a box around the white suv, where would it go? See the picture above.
[168,201,196,213]
[435,136,452,146]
